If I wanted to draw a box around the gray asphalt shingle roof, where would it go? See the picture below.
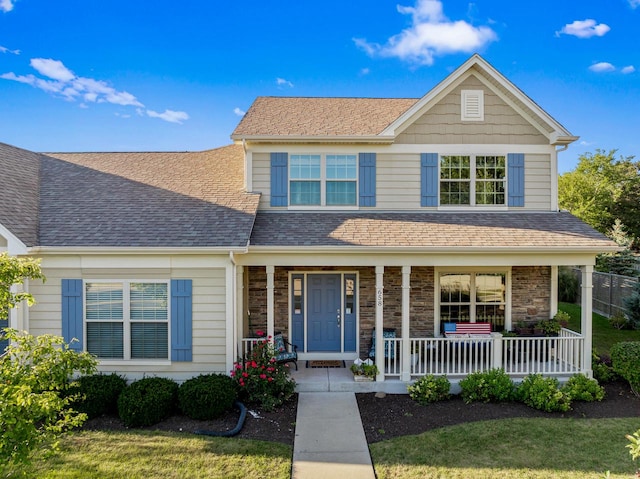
[0,142,41,247]
[231,97,418,138]
[0,143,260,248]
[250,211,615,250]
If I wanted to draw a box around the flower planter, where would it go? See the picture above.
[353,374,375,382]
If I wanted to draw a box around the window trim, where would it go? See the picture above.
[83,279,171,364]
[434,267,512,336]
[288,153,359,209]
[438,154,508,209]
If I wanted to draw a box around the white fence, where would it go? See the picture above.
[381,329,584,378]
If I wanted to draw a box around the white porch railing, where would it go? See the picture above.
[385,329,585,378]
[240,337,261,359]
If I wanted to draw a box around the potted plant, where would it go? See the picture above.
[537,317,561,336]
[411,342,422,367]
[350,358,379,381]
[553,311,570,329]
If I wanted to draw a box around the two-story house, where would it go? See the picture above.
[0,54,617,388]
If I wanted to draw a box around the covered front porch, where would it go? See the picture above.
[233,258,596,385]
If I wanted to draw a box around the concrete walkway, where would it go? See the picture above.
[292,392,375,479]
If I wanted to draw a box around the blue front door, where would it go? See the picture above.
[307,274,341,352]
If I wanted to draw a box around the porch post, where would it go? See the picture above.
[401,266,411,382]
[375,266,384,382]
[266,265,275,340]
[581,265,593,376]
[236,266,244,360]
[550,265,558,318]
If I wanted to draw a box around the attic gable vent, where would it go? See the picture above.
[461,90,484,121]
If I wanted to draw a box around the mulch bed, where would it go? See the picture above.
[83,381,640,446]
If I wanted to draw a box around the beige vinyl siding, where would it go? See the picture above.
[253,152,273,210]
[396,76,548,145]
[376,153,422,209]
[27,258,229,383]
[524,154,552,210]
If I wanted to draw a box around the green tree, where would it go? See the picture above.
[0,254,97,467]
[0,330,97,467]
[559,149,640,249]
[0,252,46,321]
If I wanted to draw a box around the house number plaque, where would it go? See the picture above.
[377,288,383,307]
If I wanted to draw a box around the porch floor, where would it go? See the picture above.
[291,361,409,394]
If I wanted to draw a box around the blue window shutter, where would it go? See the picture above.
[171,279,192,362]
[62,279,83,352]
[421,153,439,207]
[359,153,376,207]
[508,153,525,207]
[270,152,288,207]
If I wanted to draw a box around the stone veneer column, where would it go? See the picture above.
[581,265,593,376]
[266,265,275,339]
[401,266,411,382]
[375,266,384,382]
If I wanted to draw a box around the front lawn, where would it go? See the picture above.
[370,417,639,479]
[3,430,292,479]
[559,301,640,355]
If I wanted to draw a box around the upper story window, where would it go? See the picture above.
[289,154,357,206]
[85,281,169,360]
[440,155,506,206]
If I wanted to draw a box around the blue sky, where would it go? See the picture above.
[1,0,638,172]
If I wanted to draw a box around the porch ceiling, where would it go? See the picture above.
[249,211,617,252]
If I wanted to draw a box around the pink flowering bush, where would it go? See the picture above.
[231,337,295,411]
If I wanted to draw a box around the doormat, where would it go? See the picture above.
[306,360,346,368]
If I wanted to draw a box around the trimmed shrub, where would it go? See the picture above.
[517,374,571,412]
[178,374,237,420]
[70,373,127,419]
[592,350,618,383]
[611,341,640,396]
[562,374,605,402]
[459,368,515,404]
[558,267,579,303]
[117,377,178,427]
[408,375,450,405]
[232,338,296,411]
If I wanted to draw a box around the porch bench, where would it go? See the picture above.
[444,322,492,338]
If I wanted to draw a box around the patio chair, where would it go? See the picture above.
[273,333,298,370]
[368,328,396,360]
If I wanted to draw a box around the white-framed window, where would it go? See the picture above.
[85,280,169,360]
[289,154,357,206]
[438,270,507,331]
[440,155,506,206]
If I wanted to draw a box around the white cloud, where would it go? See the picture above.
[621,65,636,74]
[2,56,189,122]
[276,77,294,88]
[556,19,610,38]
[630,0,640,8]
[360,68,371,75]
[146,109,189,124]
[589,62,615,73]
[354,0,497,66]
[233,107,245,116]
[30,58,75,81]
[0,0,14,12]
[0,45,20,54]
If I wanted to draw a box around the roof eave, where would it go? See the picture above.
[28,245,250,255]
[551,135,580,146]
[246,245,620,255]
[231,135,396,145]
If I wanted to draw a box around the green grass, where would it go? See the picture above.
[3,430,292,479]
[370,417,640,479]
[559,301,640,356]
